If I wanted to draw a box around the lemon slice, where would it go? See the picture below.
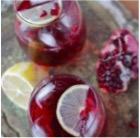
[1,62,48,110]
[56,84,95,136]
[16,0,62,28]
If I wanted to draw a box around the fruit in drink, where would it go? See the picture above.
[29,74,106,137]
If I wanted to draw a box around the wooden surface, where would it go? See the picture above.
[1,1,138,137]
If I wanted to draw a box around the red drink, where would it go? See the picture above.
[14,0,86,66]
[29,74,106,137]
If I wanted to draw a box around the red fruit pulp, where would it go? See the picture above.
[29,74,106,137]
[96,29,138,93]
[14,0,86,66]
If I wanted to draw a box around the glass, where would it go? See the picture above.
[29,74,106,137]
[14,0,86,66]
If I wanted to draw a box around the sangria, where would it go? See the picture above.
[14,0,86,66]
[29,74,106,137]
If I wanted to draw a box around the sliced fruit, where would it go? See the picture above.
[56,84,96,136]
[1,62,48,110]
[16,0,62,28]
[96,29,138,93]
[96,57,131,93]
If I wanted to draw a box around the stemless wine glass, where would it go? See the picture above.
[29,74,106,137]
[14,0,86,66]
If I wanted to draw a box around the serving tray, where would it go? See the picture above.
[1,1,138,137]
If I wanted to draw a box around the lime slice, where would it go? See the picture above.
[1,62,48,110]
[56,84,95,136]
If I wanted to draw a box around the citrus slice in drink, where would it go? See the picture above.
[56,84,96,136]
[15,0,62,28]
[1,62,48,110]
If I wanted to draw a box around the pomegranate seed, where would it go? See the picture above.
[129,120,138,129]
[40,10,48,18]
[50,3,60,16]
